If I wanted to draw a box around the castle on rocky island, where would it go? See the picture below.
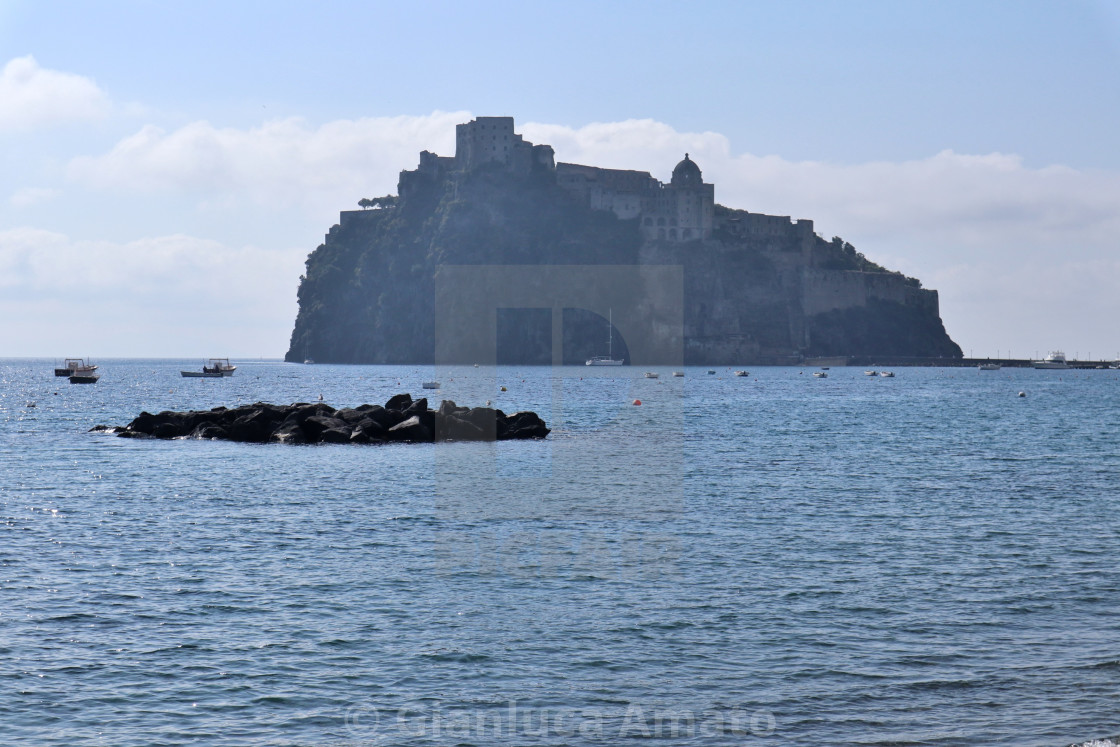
[290,116,961,365]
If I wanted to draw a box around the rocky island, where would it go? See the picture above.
[286,117,961,365]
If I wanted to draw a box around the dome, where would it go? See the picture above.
[671,153,702,187]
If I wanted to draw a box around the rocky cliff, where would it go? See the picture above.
[285,120,961,365]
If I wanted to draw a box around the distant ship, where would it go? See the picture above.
[586,309,624,366]
[1032,351,1069,369]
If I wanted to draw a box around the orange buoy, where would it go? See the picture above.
[632,399,641,406]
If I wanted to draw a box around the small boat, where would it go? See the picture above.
[813,371,828,378]
[672,371,684,377]
[303,359,315,364]
[54,358,97,377]
[879,371,895,378]
[206,358,236,376]
[707,370,716,375]
[422,381,440,389]
[864,370,877,376]
[586,308,624,366]
[1032,351,1069,369]
[978,363,1001,371]
[820,366,830,371]
[183,359,235,377]
[69,373,99,384]
[182,358,236,378]
[644,372,659,379]
[734,370,749,377]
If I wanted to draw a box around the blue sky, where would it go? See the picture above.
[2,0,1119,358]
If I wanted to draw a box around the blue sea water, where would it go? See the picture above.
[2,359,1119,746]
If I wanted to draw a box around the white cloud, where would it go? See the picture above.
[67,111,470,218]
[9,187,60,208]
[0,55,109,130]
[0,227,306,356]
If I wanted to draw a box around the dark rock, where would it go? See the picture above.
[227,408,277,443]
[335,408,367,424]
[270,421,307,444]
[302,414,347,440]
[152,422,183,439]
[402,397,428,418]
[385,393,412,411]
[319,427,353,444]
[127,411,158,435]
[436,414,487,441]
[363,405,404,430]
[354,418,387,440]
[192,423,228,440]
[387,415,433,442]
[505,411,551,439]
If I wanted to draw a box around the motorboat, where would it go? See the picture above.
[644,372,659,379]
[733,370,749,377]
[672,371,684,377]
[69,372,99,384]
[879,371,895,378]
[586,308,624,366]
[978,363,1001,371]
[813,371,828,378]
[55,358,97,377]
[864,370,877,376]
[707,370,716,375]
[422,382,440,389]
[1032,351,1069,369]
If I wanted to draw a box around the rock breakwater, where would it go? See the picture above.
[93,394,549,444]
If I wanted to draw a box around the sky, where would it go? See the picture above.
[1,0,1119,360]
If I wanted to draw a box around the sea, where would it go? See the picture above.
[2,358,1119,747]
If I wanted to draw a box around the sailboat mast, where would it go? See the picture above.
[608,308,612,359]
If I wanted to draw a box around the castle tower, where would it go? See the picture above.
[640,154,715,242]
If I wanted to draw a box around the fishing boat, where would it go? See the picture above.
[1031,351,1069,370]
[421,382,440,389]
[54,358,97,377]
[69,372,99,384]
[181,358,237,378]
[864,370,877,376]
[586,308,624,366]
[978,363,1001,371]
[813,371,828,378]
[734,370,749,377]
[672,371,684,377]
[644,372,659,379]
[879,371,895,378]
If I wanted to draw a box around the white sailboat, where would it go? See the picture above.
[586,308,624,366]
